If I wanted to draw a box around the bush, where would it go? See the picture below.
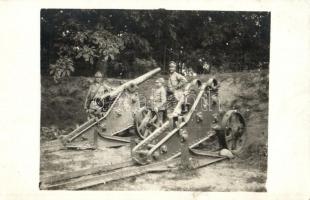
[132,58,157,74]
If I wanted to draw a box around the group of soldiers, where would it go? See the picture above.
[84,61,188,122]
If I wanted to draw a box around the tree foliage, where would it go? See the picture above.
[41,9,270,81]
[49,56,74,82]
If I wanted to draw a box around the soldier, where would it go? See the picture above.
[167,61,188,101]
[150,78,167,124]
[167,61,188,117]
[84,71,114,118]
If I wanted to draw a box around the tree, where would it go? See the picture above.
[41,10,270,80]
[41,9,127,82]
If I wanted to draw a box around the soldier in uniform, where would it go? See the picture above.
[167,61,188,117]
[150,78,167,124]
[84,71,114,118]
[167,61,188,101]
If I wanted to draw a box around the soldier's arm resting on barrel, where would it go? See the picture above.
[105,82,115,91]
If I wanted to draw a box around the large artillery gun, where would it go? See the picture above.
[41,74,247,190]
[58,68,161,149]
[132,77,246,164]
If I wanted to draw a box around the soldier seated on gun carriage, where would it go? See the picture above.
[84,71,114,119]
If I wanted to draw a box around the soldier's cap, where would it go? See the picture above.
[168,61,177,67]
[94,71,103,78]
[155,78,165,84]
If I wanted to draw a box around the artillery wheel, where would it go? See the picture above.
[134,107,160,139]
[221,110,246,154]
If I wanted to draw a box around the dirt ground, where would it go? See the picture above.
[92,159,266,191]
[40,70,268,191]
[40,145,266,191]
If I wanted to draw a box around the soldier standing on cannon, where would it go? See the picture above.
[167,61,188,117]
[84,71,114,119]
[167,61,188,101]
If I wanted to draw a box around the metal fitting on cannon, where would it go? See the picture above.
[115,109,122,117]
[211,124,222,131]
[206,78,219,91]
[179,129,189,142]
[126,83,138,93]
[100,123,106,132]
[160,145,168,154]
[153,150,160,160]
[196,112,203,123]
[131,95,138,104]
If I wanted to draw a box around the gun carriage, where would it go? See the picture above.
[41,68,247,190]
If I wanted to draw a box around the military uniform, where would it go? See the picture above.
[150,79,167,124]
[167,71,187,117]
[167,71,188,101]
[84,82,113,117]
[151,86,167,110]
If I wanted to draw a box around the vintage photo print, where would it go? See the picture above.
[40,9,270,191]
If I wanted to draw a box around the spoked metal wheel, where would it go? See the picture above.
[221,110,246,154]
[134,107,160,139]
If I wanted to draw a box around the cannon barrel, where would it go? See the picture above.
[98,67,161,101]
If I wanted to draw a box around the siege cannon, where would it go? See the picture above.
[57,67,246,167]
[131,77,246,165]
[41,74,248,190]
[58,68,161,149]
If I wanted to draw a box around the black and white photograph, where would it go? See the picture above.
[1,0,310,199]
[39,9,270,191]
